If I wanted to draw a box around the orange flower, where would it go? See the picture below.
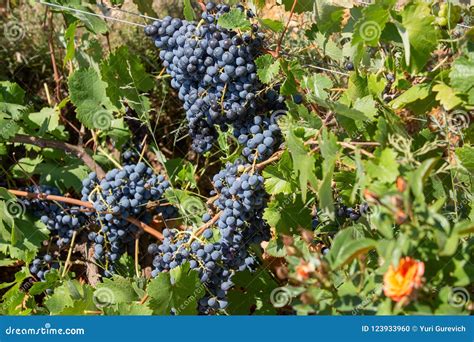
[295,262,315,281]
[383,257,424,303]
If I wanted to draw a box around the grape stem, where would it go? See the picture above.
[195,212,222,237]
[12,134,106,180]
[276,0,298,57]
[7,189,164,241]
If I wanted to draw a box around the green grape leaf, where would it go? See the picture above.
[263,151,297,195]
[94,276,140,305]
[286,126,318,201]
[183,0,195,20]
[263,193,311,235]
[450,52,474,97]
[302,74,333,101]
[100,46,154,115]
[227,269,277,315]
[217,9,251,31]
[456,145,474,172]
[147,263,201,315]
[352,0,395,46]
[432,83,463,111]
[132,0,158,18]
[399,1,437,72]
[68,68,117,129]
[282,0,316,14]
[326,226,376,269]
[365,148,399,184]
[390,84,431,109]
[259,18,284,32]
[255,54,280,84]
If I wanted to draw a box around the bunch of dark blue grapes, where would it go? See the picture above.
[81,163,172,275]
[22,185,85,247]
[336,203,367,221]
[30,254,59,283]
[144,2,264,153]
[234,115,282,162]
[208,159,270,269]
[148,228,232,313]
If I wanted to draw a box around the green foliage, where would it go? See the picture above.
[1,0,473,317]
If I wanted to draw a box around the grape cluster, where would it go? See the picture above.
[234,115,281,162]
[210,159,270,251]
[148,228,232,313]
[144,2,264,153]
[30,254,59,282]
[81,163,172,274]
[22,185,85,247]
[336,203,368,221]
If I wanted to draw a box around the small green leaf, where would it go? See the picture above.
[255,54,280,84]
[263,193,311,235]
[147,263,200,315]
[286,126,318,201]
[183,0,195,20]
[68,68,116,129]
[433,83,463,110]
[390,84,431,109]
[217,9,251,31]
[326,226,376,269]
[259,18,284,32]
[456,145,474,172]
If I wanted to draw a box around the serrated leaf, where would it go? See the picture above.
[95,276,139,305]
[227,269,277,314]
[365,148,399,184]
[64,22,78,65]
[100,46,154,115]
[399,1,437,72]
[27,107,60,135]
[147,263,200,315]
[217,9,251,31]
[286,126,318,201]
[456,145,474,172]
[450,52,474,96]
[302,74,333,101]
[263,193,311,235]
[263,151,297,195]
[68,68,116,129]
[353,95,377,120]
[390,84,431,109]
[318,129,339,215]
[265,238,287,257]
[132,0,158,18]
[260,18,284,32]
[255,54,280,84]
[432,83,463,111]
[352,0,394,46]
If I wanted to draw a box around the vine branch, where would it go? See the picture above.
[8,189,164,240]
[12,134,106,180]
